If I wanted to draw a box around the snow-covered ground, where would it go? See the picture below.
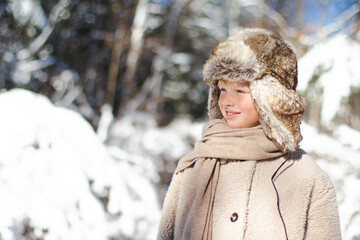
[0,89,160,240]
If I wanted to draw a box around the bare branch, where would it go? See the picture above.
[320,4,360,38]
[239,0,294,38]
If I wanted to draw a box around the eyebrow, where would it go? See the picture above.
[218,83,249,89]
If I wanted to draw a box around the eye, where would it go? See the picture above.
[236,89,246,94]
[219,87,226,92]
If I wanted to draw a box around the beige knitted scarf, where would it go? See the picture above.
[174,119,284,240]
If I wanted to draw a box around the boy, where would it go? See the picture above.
[157,28,341,240]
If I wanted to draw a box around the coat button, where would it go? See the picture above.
[230,213,238,222]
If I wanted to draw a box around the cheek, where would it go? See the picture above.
[218,94,224,108]
[248,102,259,119]
[240,97,258,114]
[246,99,257,111]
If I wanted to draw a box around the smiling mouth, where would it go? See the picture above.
[225,111,240,119]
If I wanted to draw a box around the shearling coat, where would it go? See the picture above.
[157,149,341,240]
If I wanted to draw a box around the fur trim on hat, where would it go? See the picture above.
[203,28,306,152]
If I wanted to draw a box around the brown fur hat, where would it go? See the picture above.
[203,28,306,153]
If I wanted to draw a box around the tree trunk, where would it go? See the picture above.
[105,1,138,107]
[124,0,192,116]
[120,0,149,107]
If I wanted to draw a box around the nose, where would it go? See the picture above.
[222,92,235,107]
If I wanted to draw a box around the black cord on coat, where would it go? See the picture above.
[271,153,291,240]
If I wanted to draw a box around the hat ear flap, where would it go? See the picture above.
[208,87,223,120]
[250,75,306,152]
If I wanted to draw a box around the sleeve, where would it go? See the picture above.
[304,170,342,240]
[157,171,183,240]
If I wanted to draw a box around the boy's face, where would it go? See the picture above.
[218,80,260,129]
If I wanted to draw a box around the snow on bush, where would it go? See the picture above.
[301,123,360,240]
[108,111,203,178]
[0,89,160,240]
[298,34,360,126]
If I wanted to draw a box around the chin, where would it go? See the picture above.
[226,120,259,129]
[226,121,243,129]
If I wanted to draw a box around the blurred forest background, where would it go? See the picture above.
[1,0,359,127]
[1,0,360,239]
